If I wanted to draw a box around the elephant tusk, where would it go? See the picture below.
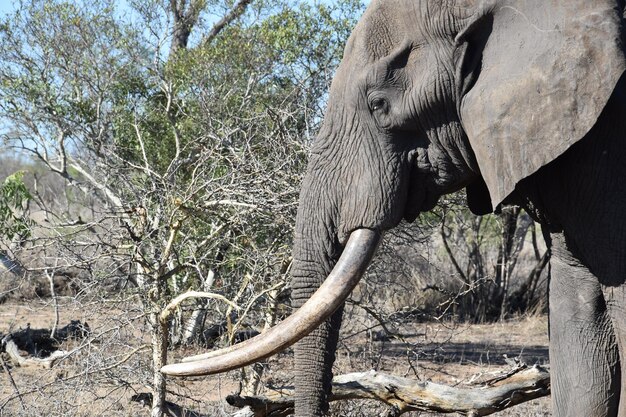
[160,228,381,377]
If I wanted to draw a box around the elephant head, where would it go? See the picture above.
[162,0,625,415]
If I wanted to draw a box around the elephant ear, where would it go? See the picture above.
[458,0,625,210]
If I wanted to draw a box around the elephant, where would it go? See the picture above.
[162,0,626,416]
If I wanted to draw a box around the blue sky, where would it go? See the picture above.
[0,1,14,16]
[0,1,370,17]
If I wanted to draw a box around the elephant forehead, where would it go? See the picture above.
[461,0,626,208]
[347,0,419,63]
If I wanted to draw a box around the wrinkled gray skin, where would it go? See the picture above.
[290,0,626,416]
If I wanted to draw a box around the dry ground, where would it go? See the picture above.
[0,299,550,416]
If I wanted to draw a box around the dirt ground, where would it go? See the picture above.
[0,299,551,416]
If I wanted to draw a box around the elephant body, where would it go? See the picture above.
[514,76,626,415]
[289,1,626,416]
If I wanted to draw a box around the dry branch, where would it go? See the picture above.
[0,354,25,409]
[227,366,550,417]
[160,290,240,321]
[203,0,254,45]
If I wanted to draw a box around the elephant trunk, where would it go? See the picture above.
[159,228,380,377]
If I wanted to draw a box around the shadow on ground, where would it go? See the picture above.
[382,341,549,366]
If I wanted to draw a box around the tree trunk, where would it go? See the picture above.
[181,270,215,345]
[241,284,283,396]
[151,311,168,417]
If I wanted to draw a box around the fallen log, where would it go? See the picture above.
[0,321,89,369]
[227,365,550,417]
[2,336,69,369]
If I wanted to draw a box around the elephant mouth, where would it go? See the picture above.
[160,228,381,377]
[403,179,439,222]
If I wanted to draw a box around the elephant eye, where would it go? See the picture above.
[370,97,389,113]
